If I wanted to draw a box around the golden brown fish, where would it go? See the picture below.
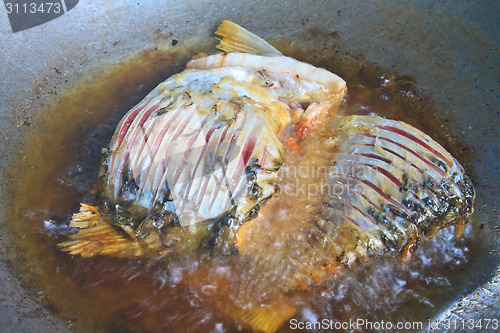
[59,21,474,332]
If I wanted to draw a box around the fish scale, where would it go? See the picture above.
[318,114,473,254]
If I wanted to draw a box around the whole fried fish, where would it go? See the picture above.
[59,21,474,332]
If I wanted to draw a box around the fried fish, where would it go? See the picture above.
[59,21,474,332]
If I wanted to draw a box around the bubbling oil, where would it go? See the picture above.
[5,40,476,333]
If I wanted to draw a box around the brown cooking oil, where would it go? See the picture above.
[4,39,477,333]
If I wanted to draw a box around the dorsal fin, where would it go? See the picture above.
[215,20,283,56]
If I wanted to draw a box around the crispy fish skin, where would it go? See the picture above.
[320,115,474,260]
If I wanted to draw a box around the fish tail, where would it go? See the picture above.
[215,20,283,56]
[185,265,296,333]
[58,204,143,258]
[238,304,297,333]
[454,217,468,239]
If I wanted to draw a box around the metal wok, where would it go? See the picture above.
[0,0,498,331]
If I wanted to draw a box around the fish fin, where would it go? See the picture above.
[400,234,419,262]
[454,217,467,239]
[185,266,296,333]
[239,304,297,333]
[58,204,142,258]
[215,20,283,56]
